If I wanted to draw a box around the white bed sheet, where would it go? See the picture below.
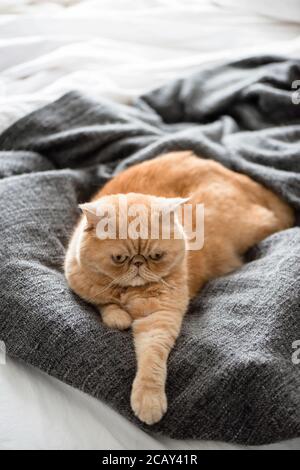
[0,0,300,450]
[1,358,300,451]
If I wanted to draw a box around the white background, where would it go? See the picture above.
[0,0,300,450]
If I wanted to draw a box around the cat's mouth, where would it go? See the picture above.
[112,262,164,288]
[129,275,147,287]
[116,266,159,287]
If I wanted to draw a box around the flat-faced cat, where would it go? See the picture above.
[64,151,294,425]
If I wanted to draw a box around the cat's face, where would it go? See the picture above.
[78,193,187,287]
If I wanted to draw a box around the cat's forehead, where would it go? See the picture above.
[83,193,189,216]
[101,236,175,255]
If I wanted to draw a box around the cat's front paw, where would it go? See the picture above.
[131,378,167,425]
[101,307,132,330]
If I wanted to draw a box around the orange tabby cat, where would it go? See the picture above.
[64,151,294,425]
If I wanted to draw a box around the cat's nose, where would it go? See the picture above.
[132,255,145,267]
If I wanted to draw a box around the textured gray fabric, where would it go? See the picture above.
[0,56,300,445]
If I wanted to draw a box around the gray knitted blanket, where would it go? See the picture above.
[0,56,300,445]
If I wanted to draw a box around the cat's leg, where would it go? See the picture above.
[131,309,184,425]
[101,304,132,330]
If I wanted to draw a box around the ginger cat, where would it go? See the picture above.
[64,151,294,425]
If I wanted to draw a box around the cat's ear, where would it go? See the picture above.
[160,197,190,214]
[79,202,100,227]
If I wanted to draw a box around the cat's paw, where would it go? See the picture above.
[131,378,167,425]
[102,307,132,330]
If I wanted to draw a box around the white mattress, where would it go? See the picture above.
[0,0,300,450]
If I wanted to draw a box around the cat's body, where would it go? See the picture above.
[65,151,294,425]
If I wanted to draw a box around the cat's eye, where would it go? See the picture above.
[112,254,128,264]
[149,252,164,261]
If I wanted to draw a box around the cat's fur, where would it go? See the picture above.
[64,151,294,425]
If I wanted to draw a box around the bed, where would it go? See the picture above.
[0,0,300,450]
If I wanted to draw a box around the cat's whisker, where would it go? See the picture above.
[111,270,136,286]
[145,270,174,288]
[91,273,132,300]
[139,267,176,290]
[160,278,176,290]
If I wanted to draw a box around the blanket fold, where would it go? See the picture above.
[0,56,299,444]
